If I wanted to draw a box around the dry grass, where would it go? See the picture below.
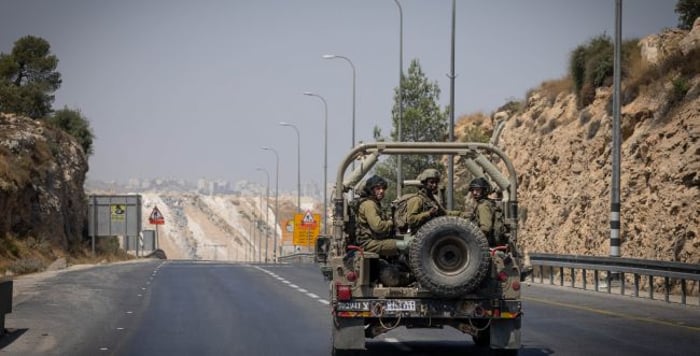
[623,47,700,106]
[539,77,574,104]
[0,234,134,277]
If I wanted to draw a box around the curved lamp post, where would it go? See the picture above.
[303,91,328,234]
[322,54,356,152]
[280,121,301,213]
[256,167,270,263]
[261,146,279,262]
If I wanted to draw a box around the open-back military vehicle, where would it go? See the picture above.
[315,142,523,355]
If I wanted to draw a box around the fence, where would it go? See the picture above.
[277,253,315,264]
[528,253,700,305]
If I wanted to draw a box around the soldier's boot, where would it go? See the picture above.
[396,234,416,253]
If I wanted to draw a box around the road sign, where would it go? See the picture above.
[149,206,165,225]
[111,204,126,221]
[293,210,320,246]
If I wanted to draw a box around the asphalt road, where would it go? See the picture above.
[2,260,698,355]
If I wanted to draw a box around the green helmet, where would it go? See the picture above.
[469,177,491,193]
[363,175,388,196]
[417,168,441,183]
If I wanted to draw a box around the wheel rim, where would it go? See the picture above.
[430,234,469,275]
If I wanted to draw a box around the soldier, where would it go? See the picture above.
[468,177,497,246]
[405,168,461,232]
[356,175,408,256]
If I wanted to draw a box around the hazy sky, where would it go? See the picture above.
[1,0,679,192]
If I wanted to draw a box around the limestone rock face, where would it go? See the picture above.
[462,29,699,264]
[0,113,88,249]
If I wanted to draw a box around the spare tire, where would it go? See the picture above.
[408,216,490,297]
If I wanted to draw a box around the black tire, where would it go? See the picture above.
[408,216,490,297]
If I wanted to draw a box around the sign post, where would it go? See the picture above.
[149,206,165,249]
[293,210,320,251]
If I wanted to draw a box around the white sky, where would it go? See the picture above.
[0,0,679,192]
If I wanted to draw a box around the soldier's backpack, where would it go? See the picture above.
[489,200,508,245]
[392,193,419,234]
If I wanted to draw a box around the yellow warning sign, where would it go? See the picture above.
[293,211,320,246]
[111,204,126,221]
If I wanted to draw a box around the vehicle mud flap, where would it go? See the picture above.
[490,317,521,350]
[332,316,365,351]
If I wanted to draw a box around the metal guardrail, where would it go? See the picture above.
[277,253,315,264]
[528,253,700,305]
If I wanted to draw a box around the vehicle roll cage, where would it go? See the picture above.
[329,142,519,256]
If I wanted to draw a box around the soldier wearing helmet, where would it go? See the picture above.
[404,168,452,232]
[468,177,496,245]
[355,175,401,256]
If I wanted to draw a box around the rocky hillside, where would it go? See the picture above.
[0,113,88,271]
[456,23,699,264]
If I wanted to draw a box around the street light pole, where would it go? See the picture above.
[256,167,270,263]
[280,122,301,213]
[303,91,328,234]
[261,146,279,262]
[393,0,404,197]
[322,54,356,153]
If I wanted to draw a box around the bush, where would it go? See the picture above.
[96,236,121,255]
[9,257,45,274]
[671,77,690,103]
[540,78,573,104]
[45,107,95,156]
[497,98,524,114]
[460,126,490,143]
[675,0,700,30]
[570,35,640,108]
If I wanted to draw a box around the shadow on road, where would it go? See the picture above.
[361,340,554,355]
[0,328,28,350]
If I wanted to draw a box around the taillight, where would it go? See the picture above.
[336,284,352,301]
[512,280,521,291]
[345,271,357,282]
[497,271,508,282]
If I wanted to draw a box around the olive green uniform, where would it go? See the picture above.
[473,199,495,245]
[356,198,398,256]
[405,190,462,233]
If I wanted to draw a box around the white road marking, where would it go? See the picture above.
[255,266,331,306]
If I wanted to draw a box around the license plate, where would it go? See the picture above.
[385,300,416,312]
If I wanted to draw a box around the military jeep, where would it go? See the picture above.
[315,142,523,355]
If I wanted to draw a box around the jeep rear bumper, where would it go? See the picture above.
[333,298,521,320]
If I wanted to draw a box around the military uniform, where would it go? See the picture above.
[356,198,398,256]
[405,189,462,233]
[472,198,496,246]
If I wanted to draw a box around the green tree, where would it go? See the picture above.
[46,107,95,156]
[675,0,700,30]
[0,35,61,118]
[374,59,448,202]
